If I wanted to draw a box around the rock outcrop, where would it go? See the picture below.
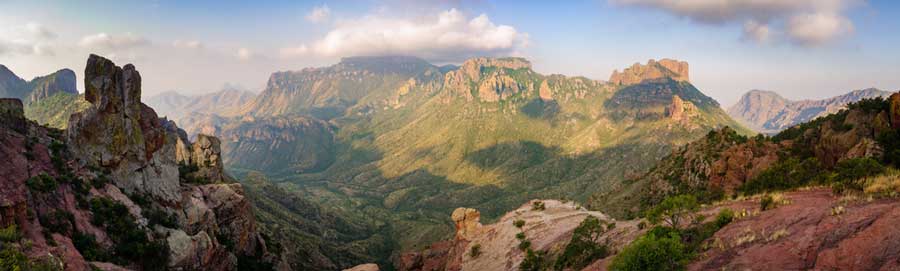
[398,200,644,271]
[609,59,689,85]
[67,55,181,203]
[26,69,77,104]
[0,55,271,271]
[443,57,531,102]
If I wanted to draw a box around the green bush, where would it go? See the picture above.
[713,209,734,228]
[554,216,612,270]
[518,240,531,251]
[0,246,29,271]
[519,249,549,271]
[516,232,526,240]
[73,232,108,261]
[89,198,170,270]
[514,219,526,228]
[739,158,823,194]
[26,173,58,193]
[0,225,21,243]
[39,210,75,235]
[646,195,699,229]
[831,158,886,193]
[469,244,482,258]
[531,201,546,211]
[608,232,689,271]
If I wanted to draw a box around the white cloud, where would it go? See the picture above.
[172,40,204,49]
[742,20,770,43]
[611,0,861,46]
[0,22,57,56]
[78,32,150,50]
[279,45,309,58]
[287,8,528,61]
[236,47,254,60]
[306,4,331,23]
[786,13,854,46]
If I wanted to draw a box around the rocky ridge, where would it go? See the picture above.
[728,88,892,133]
[609,59,689,86]
[0,55,272,270]
[0,64,78,104]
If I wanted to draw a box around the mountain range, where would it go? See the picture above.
[6,54,900,271]
[727,88,892,133]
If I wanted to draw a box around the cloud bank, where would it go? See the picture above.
[612,0,861,46]
[283,8,528,62]
[78,32,150,50]
[306,5,331,23]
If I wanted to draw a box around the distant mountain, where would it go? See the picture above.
[0,64,77,104]
[167,56,750,261]
[145,86,256,119]
[727,88,892,133]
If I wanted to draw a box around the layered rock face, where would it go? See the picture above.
[443,57,531,102]
[0,65,77,104]
[26,69,78,104]
[728,88,892,133]
[609,59,689,85]
[0,55,270,271]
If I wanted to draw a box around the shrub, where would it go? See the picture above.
[73,232,108,261]
[519,249,549,271]
[0,247,29,271]
[759,193,789,211]
[143,208,179,228]
[518,240,531,251]
[514,219,526,228]
[40,210,75,235]
[739,158,823,194]
[864,171,900,197]
[0,225,21,243]
[555,216,612,270]
[469,244,482,258]
[646,195,699,229]
[26,173,58,193]
[89,198,170,270]
[831,158,885,193]
[714,209,734,228]
[531,201,546,211]
[515,232,526,240]
[608,232,689,271]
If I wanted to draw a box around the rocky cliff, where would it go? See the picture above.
[0,65,77,104]
[728,88,892,133]
[609,59,689,86]
[0,55,272,271]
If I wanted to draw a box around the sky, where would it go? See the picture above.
[1,0,899,106]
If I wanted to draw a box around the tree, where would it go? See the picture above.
[555,216,613,270]
[646,195,699,229]
[608,232,689,271]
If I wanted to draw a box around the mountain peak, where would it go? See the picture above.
[609,58,689,85]
[461,57,531,71]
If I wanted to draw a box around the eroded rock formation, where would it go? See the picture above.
[609,59,689,85]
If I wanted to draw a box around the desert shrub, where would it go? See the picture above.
[515,232,526,240]
[143,208,178,228]
[0,225,21,243]
[518,240,531,251]
[0,246,29,271]
[608,232,689,271]
[237,254,275,271]
[519,249,549,271]
[739,158,823,194]
[26,173,58,193]
[514,219,526,228]
[531,201,546,211]
[91,174,110,189]
[73,232,108,261]
[864,170,900,197]
[713,209,734,228]
[831,158,886,193]
[554,216,612,270]
[877,129,900,168]
[469,244,482,258]
[89,198,169,270]
[40,210,75,235]
[646,195,699,229]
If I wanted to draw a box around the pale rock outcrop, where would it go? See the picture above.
[343,263,380,271]
[443,57,531,102]
[538,80,553,101]
[609,59,689,85]
[451,208,482,241]
[666,95,698,123]
[67,54,181,203]
[191,134,225,183]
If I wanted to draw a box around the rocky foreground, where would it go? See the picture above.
[0,55,273,270]
[394,188,900,271]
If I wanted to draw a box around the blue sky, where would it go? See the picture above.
[1,0,898,106]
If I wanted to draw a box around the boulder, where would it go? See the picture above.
[191,134,225,183]
[343,263,380,271]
